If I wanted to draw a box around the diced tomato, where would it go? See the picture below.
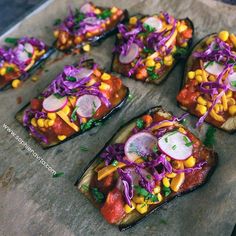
[30,98,42,110]
[182,29,193,39]
[52,116,75,136]
[100,188,125,224]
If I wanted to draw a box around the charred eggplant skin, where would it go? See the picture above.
[75,106,218,231]
[15,59,130,149]
[111,16,194,85]
[55,10,129,53]
[0,46,55,91]
[177,33,236,134]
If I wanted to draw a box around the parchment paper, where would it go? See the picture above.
[0,1,235,236]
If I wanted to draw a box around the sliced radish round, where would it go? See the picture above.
[43,94,68,112]
[75,68,93,79]
[24,43,34,54]
[80,3,92,13]
[228,72,236,91]
[143,17,163,32]
[119,43,139,64]
[158,131,193,160]
[204,61,224,76]
[124,132,158,162]
[76,94,101,118]
[17,51,30,63]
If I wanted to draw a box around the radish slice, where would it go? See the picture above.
[16,43,34,63]
[143,17,163,32]
[204,61,224,76]
[24,43,34,54]
[43,94,68,112]
[76,94,101,118]
[75,68,93,79]
[158,131,193,160]
[119,43,139,64]
[17,51,30,63]
[228,72,236,91]
[80,3,92,13]
[124,132,158,162]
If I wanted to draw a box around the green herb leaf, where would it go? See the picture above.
[134,185,158,202]
[203,126,216,148]
[53,18,62,26]
[183,136,193,147]
[66,76,76,82]
[81,184,89,192]
[152,146,158,153]
[5,37,18,45]
[143,23,155,33]
[112,160,119,167]
[136,118,144,129]
[6,67,14,73]
[54,93,63,99]
[74,13,85,24]
[92,187,104,203]
[143,47,155,54]
[98,9,111,19]
[172,145,177,150]
[80,146,89,152]
[175,47,188,57]
[71,106,78,122]
[127,93,134,102]
[204,61,214,69]
[81,118,96,131]
[162,186,171,197]
[52,172,64,178]
[230,80,236,88]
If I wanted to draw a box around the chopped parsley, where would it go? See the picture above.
[175,47,188,57]
[230,80,236,88]
[80,146,89,152]
[98,9,111,19]
[146,174,151,180]
[152,146,159,153]
[136,118,144,129]
[66,76,76,82]
[53,18,62,26]
[127,93,134,102]
[134,185,158,202]
[162,186,171,197]
[81,184,89,192]
[6,67,14,73]
[4,37,18,45]
[74,12,85,24]
[143,23,155,33]
[183,136,193,147]
[71,106,78,122]
[203,126,216,148]
[92,187,104,203]
[172,145,177,150]
[54,93,63,99]
[147,66,159,80]
[143,47,155,54]
[204,61,214,69]
[52,172,64,178]
[112,160,119,167]
[81,118,96,131]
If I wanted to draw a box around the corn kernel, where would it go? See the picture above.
[196,75,203,83]
[31,118,37,127]
[208,75,216,81]
[12,79,21,88]
[229,33,236,48]
[153,186,161,194]
[74,36,82,44]
[111,6,118,13]
[62,105,70,115]
[195,69,203,75]
[188,71,195,79]
[226,90,233,98]
[48,119,55,127]
[178,127,186,134]
[44,119,49,128]
[53,30,59,38]
[57,135,67,141]
[31,76,38,82]
[197,96,207,105]
[37,118,45,128]
[47,112,57,120]
[166,172,177,178]
[0,67,6,76]
[124,201,136,213]
[155,62,162,70]
[101,73,111,81]
[172,45,177,53]
[136,203,148,214]
[184,156,196,168]
[210,110,225,122]
[172,161,181,169]
[83,44,90,52]
[228,98,236,106]
[166,156,171,162]
[177,24,188,33]
[164,55,173,65]
[133,195,145,204]
[129,16,138,25]
[162,177,170,188]
[157,193,163,202]
[196,104,207,115]
[181,42,188,48]
[94,8,101,14]
[206,37,214,45]
[99,82,110,90]
[229,105,236,116]
[145,59,155,67]
[218,30,229,42]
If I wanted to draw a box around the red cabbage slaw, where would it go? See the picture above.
[99,116,206,206]
[193,36,236,127]
[0,37,46,72]
[115,12,177,76]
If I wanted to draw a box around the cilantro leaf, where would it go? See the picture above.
[136,118,144,129]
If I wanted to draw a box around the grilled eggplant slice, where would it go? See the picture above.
[53,2,128,52]
[15,59,129,149]
[111,13,194,84]
[0,37,54,91]
[177,31,236,132]
[76,106,217,231]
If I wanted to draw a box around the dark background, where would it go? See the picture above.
[0,0,236,34]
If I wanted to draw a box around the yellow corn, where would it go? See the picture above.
[133,195,145,204]
[166,156,171,162]
[208,75,216,82]
[12,79,21,88]
[195,69,202,76]
[31,76,38,82]
[218,30,229,42]
[136,203,148,214]
[221,94,228,111]
[111,6,118,13]
[155,62,162,70]
[47,112,56,120]
[226,90,233,98]
[157,193,163,202]
[0,67,6,76]
[177,24,188,33]
[124,201,136,213]
[181,42,188,48]
[74,36,82,44]
[166,172,177,178]
[178,127,186,134]
[31,118,37,127]
[229,33,236,48]
[227,98,236,106]
[229,105,236,116]
[184,156,196,168]
[101,73,111,81]
[62,105,70,115]
[37,118,45,128]
[82,44,90,52]
[172,160,181,169]
[48,119,55,127]
[57,135,67,141]
[170,162,185,192]
[197,96,207,106]
[210,110,225,122]
[162,177,170,188]
[207,101,212,108]
[94,8,101,14]
[195,75,203,83]
[129,16,138,25]
[188,71,195,79]
[53,30,59,38]
[164,55,173,66]
[202,70,208,82]
[196,104,207,115]
[145,59,155,67]
[99,82,110,90]
[172,45,177,53]
[153,186,161,194]
[206,36,214,45]
[86,78,96,87]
